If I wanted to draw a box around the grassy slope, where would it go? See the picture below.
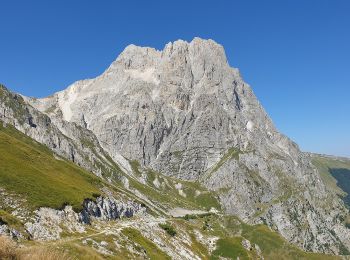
[122,228,170,260]
[312,155,350,207]
[0,122,101,212]
[211,237,250,260]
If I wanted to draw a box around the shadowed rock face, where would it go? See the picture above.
[329,168,350,206]
[23,38,350,254]
[80,197,146,224]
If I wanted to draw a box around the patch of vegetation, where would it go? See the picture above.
[130,160,142,176]
[183,214,198,220]
[128,166,221,211]
[0,123,101,211]
[211,237,249,260]
[182,213,213,221]
[210,148,240,174]
[202,218,211,231]
[188,232,210,259]
[122,228,170,259]
[0,210,25,234]
[172,150,183,159]
[159,223,177,237]
[240,223,339,259]
[180,180,221,211]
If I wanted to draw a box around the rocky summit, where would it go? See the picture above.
[1,38,350,258]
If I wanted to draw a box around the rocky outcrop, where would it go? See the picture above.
[25,206,85,241]
[0,224,23,240]
[25,196,146,241]
[79,196,146,224]
[6,38,350,253]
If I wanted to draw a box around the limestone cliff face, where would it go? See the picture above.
[27,38,287,179]
[24,196,146,241]
[0,84,120,179]
[7,38,350,254]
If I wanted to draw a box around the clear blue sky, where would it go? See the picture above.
[0,0,349,157]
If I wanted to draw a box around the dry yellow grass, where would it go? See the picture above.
[0,235,17,259]
[0,236,71,260]
[18,247,71,260]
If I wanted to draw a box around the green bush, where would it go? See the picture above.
[184,214,197,220]
[159,223,177,237]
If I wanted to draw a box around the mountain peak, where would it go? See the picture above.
[104,37,230,87]
[119,37,225,55]
[109,38,228,71]
[164,37,227,63]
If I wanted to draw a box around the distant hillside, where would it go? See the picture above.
[311,153,350,207]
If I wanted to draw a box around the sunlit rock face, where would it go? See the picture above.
[25,38,350,254]
[28,38,282,179]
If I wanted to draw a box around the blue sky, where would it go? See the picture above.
[0,0,349,157]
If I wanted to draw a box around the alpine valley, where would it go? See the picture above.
[1,38,350,259]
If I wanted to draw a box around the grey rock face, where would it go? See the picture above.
[25,197,145,241]
[0,224,9,236]
[0,224,21,240]
[9,38,350,253]
[79,196,146,224]
[26,38,293,181]
[0,84,119,179]
[241,238,252,251]
[25,206,85,241]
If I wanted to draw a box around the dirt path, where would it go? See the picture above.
[168,208,207,217]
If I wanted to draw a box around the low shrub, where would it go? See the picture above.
[159,223,177,237]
